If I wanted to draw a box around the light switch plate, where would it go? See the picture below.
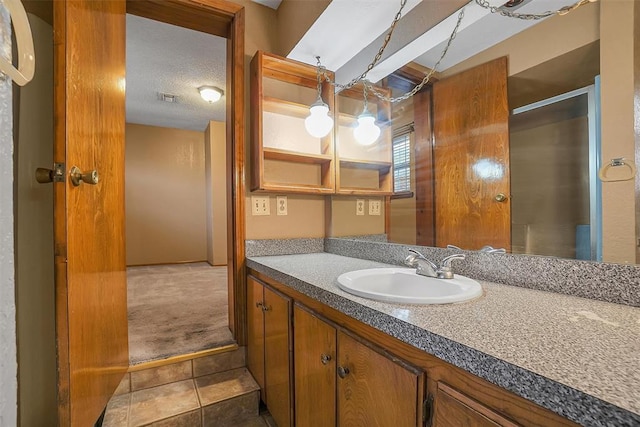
[356,199,365,216]
[251,196,270,216]
[369,199,381,216]
[277,196,288,215]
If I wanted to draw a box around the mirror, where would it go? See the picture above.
[329,1,639,265]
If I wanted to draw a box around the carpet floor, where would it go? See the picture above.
[127,263,234,365]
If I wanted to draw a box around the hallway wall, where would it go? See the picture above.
[0,5,17,426]
[125,123,207,265]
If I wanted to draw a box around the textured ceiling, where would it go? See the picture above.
[126,14,227,132]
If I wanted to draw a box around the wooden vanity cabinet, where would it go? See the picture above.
[433,382,520,427]
[246,276,293,427]
[293,305,425,427]
[248,270,578,427]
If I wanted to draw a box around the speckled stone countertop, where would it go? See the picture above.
[246,253,640,427]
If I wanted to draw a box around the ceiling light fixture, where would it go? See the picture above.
[304,57,334,138]
[198,86,224,103]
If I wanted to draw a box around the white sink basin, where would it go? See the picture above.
[336,268,483,305]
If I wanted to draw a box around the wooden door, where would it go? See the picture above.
[246,276,266,396]
[53,1,128,425]
[264,286,292,427]
[337,331,423,427]
[294,305,337,427]
[433,57,511,251]
[433,382,520,427]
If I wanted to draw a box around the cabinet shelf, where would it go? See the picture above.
[340,158,392,172]
[264,147,333,165]
[263,97,310,119]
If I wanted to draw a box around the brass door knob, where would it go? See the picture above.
[320,354,332,365]
[337,366,350,379]
[494,193,508,203]
[35,167,55,183]
[35,163,65,184]
[70,166,99,186]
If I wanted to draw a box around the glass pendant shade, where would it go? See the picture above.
[304,99,334,138]
[354,111,381,146]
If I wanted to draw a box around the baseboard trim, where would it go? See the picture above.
[128,343,239,372]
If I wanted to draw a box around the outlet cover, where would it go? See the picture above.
[251,196,270,216]
[369,199,381,216]
[356,199,365,216]
[276,196,288,216]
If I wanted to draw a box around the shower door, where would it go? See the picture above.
[510,84,601,260]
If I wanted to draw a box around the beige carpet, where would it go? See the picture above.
[127,263,234,365]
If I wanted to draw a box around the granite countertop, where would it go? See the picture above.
[246,253,640,427]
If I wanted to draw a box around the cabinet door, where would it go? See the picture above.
[246,277,265,395]
[433,382,520,427]
[337,331,423,427]
[294,305,337,427]
[264,286,293,427]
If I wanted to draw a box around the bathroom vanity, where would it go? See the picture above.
[245,250,639,427]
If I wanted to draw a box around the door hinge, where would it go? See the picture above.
[53,162,65,182]
[423,394,434,427]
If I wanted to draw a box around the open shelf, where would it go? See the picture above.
[340,158,392,172]
[263,97,310,118]
[264,147,333,164]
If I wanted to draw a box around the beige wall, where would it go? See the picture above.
[205,121,228,265]
[125,123,207,265]
[240,0,328,240]
[327,197,385,237]
[442,2,600,78]
[600,0,636,263]
[15,13,57,426]
[276,0,331,56]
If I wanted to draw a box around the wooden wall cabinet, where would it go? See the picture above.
[250,51,395,196]
[251,51,336,194]
[335,85,394,195]
[293,305,425,427]
[246,276,292,427]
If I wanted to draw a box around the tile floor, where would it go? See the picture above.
[127,263,234,364]
[104,349,270,426]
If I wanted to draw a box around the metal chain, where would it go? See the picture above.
[318,0,408,91]
[367,7,465,103]
[315,0,596,104]
[474,0,596,20]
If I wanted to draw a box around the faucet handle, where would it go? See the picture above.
[407,249,438,270]
[480,245,506,254]
[440,253,466,268]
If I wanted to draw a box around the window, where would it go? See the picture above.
[392,132,411,193]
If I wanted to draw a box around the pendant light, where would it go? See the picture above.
[353,83,380,146]
[304,57,334,138]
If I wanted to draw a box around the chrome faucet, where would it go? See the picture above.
[404,249,438,278]
[404,249,466,279]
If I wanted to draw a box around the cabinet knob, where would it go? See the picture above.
[320,354,332,365]
[262,305,271,312]
[337,366,350,379]
[255,302,263,309]
[494,193,508,203]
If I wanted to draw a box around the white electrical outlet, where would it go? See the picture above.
[356,199,365,216]
[369,199,381,216]
[277,196,288,216]
[251,196,270,216]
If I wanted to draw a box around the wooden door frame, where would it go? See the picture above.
[126,0,247,341]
